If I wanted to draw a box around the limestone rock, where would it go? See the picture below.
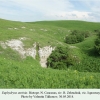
[0,37,54,68]
[38,46,55,68]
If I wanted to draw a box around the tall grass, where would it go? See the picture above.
[0,57,100,88]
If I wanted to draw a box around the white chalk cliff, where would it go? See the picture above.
[38,46,55,68]
[0,37,54,68]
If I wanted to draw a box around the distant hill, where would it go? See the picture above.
[29,20,100,31]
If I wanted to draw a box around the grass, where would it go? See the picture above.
[0,57,100,88]
[0,19,100,88]
[32,20,100,31]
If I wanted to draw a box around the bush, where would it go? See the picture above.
[47,46,78,70]
[94,35,100,54]
[97,31,100,38]
[82,31,90,38]
[94,31,100,54]
[66,35,77,44]
[94,29,100,33]
[65,30,90,44]
[76,33,84,42]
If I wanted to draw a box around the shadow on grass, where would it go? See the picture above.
[86,48,100,57]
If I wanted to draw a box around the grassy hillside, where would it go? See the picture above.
[32,20,100,31]
[0,19,100,88]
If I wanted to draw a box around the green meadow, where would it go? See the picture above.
[0,19,100,88]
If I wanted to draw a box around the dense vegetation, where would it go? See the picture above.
[1,57,100,88]
[94,31,100,54]
[65,30,90,44]
[47,46,80,70]
[0,19,100,88]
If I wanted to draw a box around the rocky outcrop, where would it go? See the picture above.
[38,46,55,68]
[5,39,37,59]
[25,43,36,59]
[0,37,54,68]
[6,39,26,58]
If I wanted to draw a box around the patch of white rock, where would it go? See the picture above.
[38,46,55,68]
[0,37,55,68]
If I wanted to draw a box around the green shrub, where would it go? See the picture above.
[70,56,100,73]
[47,46,79,70]
[94,32,100,54]
[83,31,91,38]
[95,38,100,54]
[94,29,100,33]
[76,33,84,42]
[66,35,77,44]
[65,30,90,44]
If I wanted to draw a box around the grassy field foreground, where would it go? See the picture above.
[0,57,100,88]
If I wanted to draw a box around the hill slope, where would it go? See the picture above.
[31,20,100,31]
[0,19,100,88]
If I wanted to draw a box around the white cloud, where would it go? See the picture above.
[0,0,100,22]
[0,0,74,21]
[47,11,95,22]
[79,0,100,22]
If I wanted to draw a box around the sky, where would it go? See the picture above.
[0,0,100,22]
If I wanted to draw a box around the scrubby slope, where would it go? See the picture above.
[0,19,69,47]
[0,19,100,88]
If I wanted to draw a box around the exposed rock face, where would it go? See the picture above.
[0,37,54,68]
[5,39,37,59]
[6,39,26,58]
[0,42,7,49]
[38,46,55,68]
[25,43,36,59]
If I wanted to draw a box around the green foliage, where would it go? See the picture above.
[83,31,91,38]
[70,56,100,72]
[47,46,80,70]
[0,57,100,88]
[94,32,100,54]
[33,20,100,31]
[97,31,100,38]
[66,35,77,44]
[65,30,90,44]
[94,29,100,33]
